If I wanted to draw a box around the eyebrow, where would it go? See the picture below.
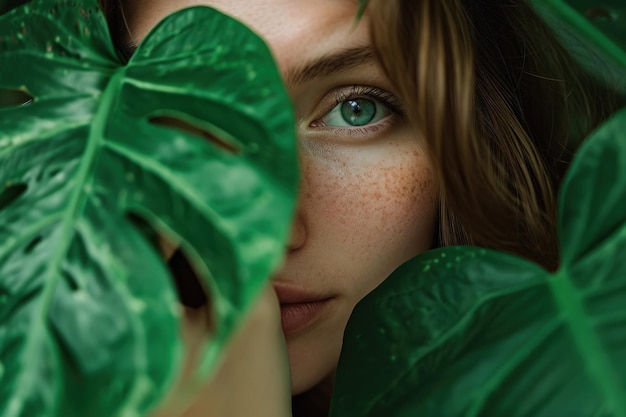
[285,46,376,86]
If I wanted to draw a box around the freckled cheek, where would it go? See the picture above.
[303,153,437,263]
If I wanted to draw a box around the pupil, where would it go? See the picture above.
[341,99,376,126]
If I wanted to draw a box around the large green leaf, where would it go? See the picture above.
[531,0,626,94]
[329,108,626,416]
[0,1,297,416]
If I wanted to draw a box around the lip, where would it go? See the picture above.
[273,283,333,336]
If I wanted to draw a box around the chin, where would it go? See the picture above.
[285,324,344,397]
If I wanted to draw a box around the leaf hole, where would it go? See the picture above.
[48,168,62,179]
[149,115,241,155]
[0,183,27,212]
[0,89,34,108]
[585,7,617,22]
[63,272,80,292]
[24,236,43,254]
[126,213,213,314]
[167,248,210,310]
[126,211,219,356]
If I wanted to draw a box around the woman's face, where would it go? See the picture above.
[127,0,437,396]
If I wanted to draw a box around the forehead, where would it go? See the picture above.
[130,0,369,77]
[209,0,369,72]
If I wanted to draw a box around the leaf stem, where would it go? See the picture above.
[10,70,119,417]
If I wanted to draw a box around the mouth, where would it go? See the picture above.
[273,283,333,336]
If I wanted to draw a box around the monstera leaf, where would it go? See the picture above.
[0,1,297,417]
[329,107,626,416]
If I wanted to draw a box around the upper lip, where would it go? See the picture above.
[272,282,332,305]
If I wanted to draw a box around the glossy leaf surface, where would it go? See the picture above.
[330,108,626,416]
[0,1,297,416]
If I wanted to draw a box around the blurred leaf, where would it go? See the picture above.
[0,1,297,417]
[532,0,626,93]
[330,108,626,416]
[355,0,368,24]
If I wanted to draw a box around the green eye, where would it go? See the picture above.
[322,97,390,127]
[341,99,376,126]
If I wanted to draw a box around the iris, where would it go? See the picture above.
[340,98,377,126]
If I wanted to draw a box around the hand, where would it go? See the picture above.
[150,284,292,417]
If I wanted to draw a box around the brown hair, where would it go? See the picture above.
[98,0,134,61]
[368,0,616,270]
[98,0,118,33]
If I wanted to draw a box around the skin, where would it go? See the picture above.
[125,0,438,414]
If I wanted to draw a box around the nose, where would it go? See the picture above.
[286,121,312,253]
[287,153,309,253]
[287,209,306,252]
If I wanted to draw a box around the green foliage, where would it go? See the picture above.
[355,0,368,24]
[0,1,297,417]
[330,107,626,417]
[562,0,625,53]
[532,0,626,93]
[1,0,624,417]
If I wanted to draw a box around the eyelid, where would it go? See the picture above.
[311,85,405,129]
[333,86,404,116]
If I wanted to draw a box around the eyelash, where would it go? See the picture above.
[334,86,404,116]
[313,85,405,134]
